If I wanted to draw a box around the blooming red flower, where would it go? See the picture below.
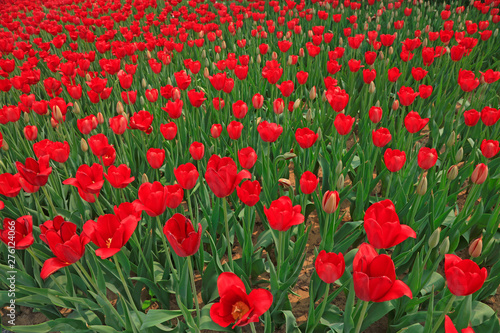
[334,113,355,136]
[232,100,248,119]
[480,107,500,126]
[0,216,34,250]
[445,315,475,333]
[63,164,104,203]
[205,155,251,198]
[162,99,183,119]
[384,149,406,172]
[261,60,283,84]
[109,115,128,135]
[236,180,261,207]
[104,165,135,189]
[445,254,487,296]
[129,110,153,134]
[257,121,283,143]
[160,122,177,140]
[387,67,402,82]
[397,86,419,106]
[163,214,201,257]
[362,69,376,84]
[147,148,165,169]
[295,127,318,148]
[325,86,349,112]
[88,133,110,157]
[133,181,169,217]
[480,140,499,159]
[418,147,438,170]
[353,243,412,302]
[369,107,383,123]
[0,173,22,198]
[463,109,480,126]
[277,80,294,97]
[187,89,206,108]
[238,147,257,169]
[174,70,191,90]
[15,155,52,187]
[227,121,244,140]
[458,69,479,92]
[348,59,363,72]
[210,272,273,328]
[300,171,319,194]
[264,196,304,232]
[404,111,429,133]
[315,250,345,284]
[296,71,309,85]
[372,128,392,147]
[174,163,199,190]
[211,124,223,138]
[418,84,433,99]
[41,221,89,279]
[252,93,264,109]
[189,142,205,160]
[411,67,428,81]
[83,214,138,259]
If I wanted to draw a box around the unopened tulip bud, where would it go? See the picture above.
[416,176,427,195]
[469,236,483,258]
[53,106,63,122]
[204,67,210,79]
[471,163,488,184]
[201,49,206,58]
[392,100,399,111]
[198,31,204,38]
[335,161,343,175]
[51,117,58,128]
[73,101,81,114]
[309,86,316,100]
[172,88,181,101]
[308,30,313,38]
[455,147,463,162]
[428,228,441,249]
[389,46,394,55]
[321,90,327,103]
[97,112,104,124]
[369,82,376,94]
[141,173,149,184]
[446,131,456,148]
[293,99,301,111]
[336,174,345,190]
[322,190,339,214]
[376,24,381,31]
[257,55,262,64]
[278,178,293,192]
[364,23,369,30]
[317,127,322,141]
[379,51,384,60]
[86,73,92,81]
[494,29,498,38]
[338,38,343,46]
[221,41,226,49]
[146,51,152,59]
[299,48,305,57]
[271,52,278,60]
[287,56,293,66]
[306,109,312,123]
[439,236,450,255]
[23,112,29,123]
[1,141,8,151]
[447,165,458,180]
[80,138,88,152]
[140,78,146,89]
[387,23,391,30]
[140,96,145,106]
[116,101,124,115]
[215,53,220,61]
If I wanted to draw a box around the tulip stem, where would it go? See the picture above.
[186,189,195,223]
[41,186,57,216]
[223,199,234,271]
[187,256,201,327]
[94,195,106,216]
[354,300,369,333]
[113,255,136,310]
[249,323,257,333]
[157,217,178,280]
[431,294,456,333]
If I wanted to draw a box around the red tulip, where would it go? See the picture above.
[160,122,177,140]
[0,216,34,250]
[41,221,89,279]
[384,149,406,172]
[334,113,355,136]
[205,155,251,198]
[63,164,104,203]
[83,214,138,259]
[133,181,170,217]
[232,100,248,119]
[209,72,227,91]
[273,98,284,115]
[104,164,135,189]
[262,60,283,84]
[109,115,128,135]
[236,180,261,206]
[458,69,479,92]
[388,67,402,82]
[174,70,191,90]
[174,163,199,190]
[210,272,273,328]
[411,67,428,81]
[322,191,340,214]
[353,243,412,302]
[299,171,319,194]
[211,124,223,138]
[397,86,419,106]
[362,69,376,84]
[325,86,349,112]
[480,106,500,126]
[315,250,345,284]
[163,214,201,257]
[404,111,429,133]
[238,147,257,169]
[187,89,206,108]
[264,196,304,232]
[348,59,363,72]
[445,315,475,333]
[23,125,38,141]
[145,89,159,102]
[372,128,392,147]
[418,84,433,99]
[257,121,283,143]
[296,71,309,85]
[252,93,264,109]
[227,121,244,140]
[471,163,488,184]
[364,51,377,65]
[364,200,416,249]
[16,155,52,187]
[88,133,110,157]
[0,173,22,198]
[189,142,205,160]
[165,184,184,209]
[277,80,294,97]
[480,69,500,84]
[480,140,499,158]
[295,127,318,148]
[146,148,165,169]
[417,147,438,170]
[445,254,487,296]
[162,99,183,119]
[369,106,383,123]
[463,109,480,127]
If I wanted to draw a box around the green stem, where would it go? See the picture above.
[41,186,57,216]
[94,195,106,216]
[157,217,178,281]
[187,256,201,327]
[223,198,234,271]
[186,189,195,223]
[249,323,257,333]
[354,300,369,333]
[113,255,136,310]
[432,295,457,333]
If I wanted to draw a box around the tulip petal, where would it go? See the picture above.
[375,280,412,302]
[247,288,273,318]
[95,247,121,259]
[445,315,459,333]
[209,302,233,328]
[41,257,70,279]
[353,272,371,301]
[217,272,246,298]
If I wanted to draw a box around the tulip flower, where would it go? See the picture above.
[369,106,382,123]
[227,121,244,140]
[210,272,273,328]
[417,147,438,170]
[463,109,480,127]
[0,216,34,250]
[205,155,251,198]
[264,196,304,232]
[163,214,201,257]
[353,243,412,302]
[388,67,402,82]
[397,86,419,106]
[445,254,487,296]
[480,107,499,126]
[295,127,319,149]
[63,164,104,203]
[384,149,406,172]
[471,163,488,184]
[160,122,177,140]
[133,181,169,217]
[480,140,499,158]
[445,315,475,333]
[334,114,355,136]
[189,142,205,160]
[322,191,339,214]
[174,163,199,190]
[174,70,191,90]
[104,164,135,189]
[315,250,345,284]
[257,121,283,143]
[364,200,416,249]
[146,148,165,169]
[238,147,257,169]
[162,99,183,119]
[83,214,139,259]
[299,171,319,194]
[325,86,349,112]
[15,155,52,187]
[236,180,261,207]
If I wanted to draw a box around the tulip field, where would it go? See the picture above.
[1,0,500,332]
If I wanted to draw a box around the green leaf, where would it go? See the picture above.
[139,309,185,329]
[283,310,301,333]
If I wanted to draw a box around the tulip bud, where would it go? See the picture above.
[287,56,293,66]
[278,178,293,192]
[53,106,63,123]
[446,131,456,148]
[471,163,488,184]
[447,165,459,181]
[321,90,327,103]
[1,141,8,151]
[379,51,384,60]
[468,236,482,258]
[322,190,339,214]
[494,29,498,38]
[257,54,261,64]
[203,67,210,79]
[141,173,149,184]
[167,77,173,86]
[50,117,58,128]
[80,138,88,152]
[116,101,124,115]
[416,176,427,195]
[201,50,206,58]
[455,147,463,162]
[336,174,345,190]
[172,88,181,101]
[338,38,343,46]
[23,112,29,123]
[293,99,301,111]
[73,101,81,114]
[369,82,376,94]
[392,100,399,111]
[140,96,145,106]
[439,236,450,255]
[389,46,394,55]
[308,30,313,38]
[221,41,226,49]
[335,161,343,175]
[428,228,441,249]
[85,73,92,81]
[306,109,312,123]
[309,86,316,100]
[271,51,278,61]
[317,127,322,141]
[146,51,152,59]
[97,112,104,124]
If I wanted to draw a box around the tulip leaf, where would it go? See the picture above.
[283,310,301,333]
[360,301,395,332]
[396,323,424,333]
[139,309,185,329]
